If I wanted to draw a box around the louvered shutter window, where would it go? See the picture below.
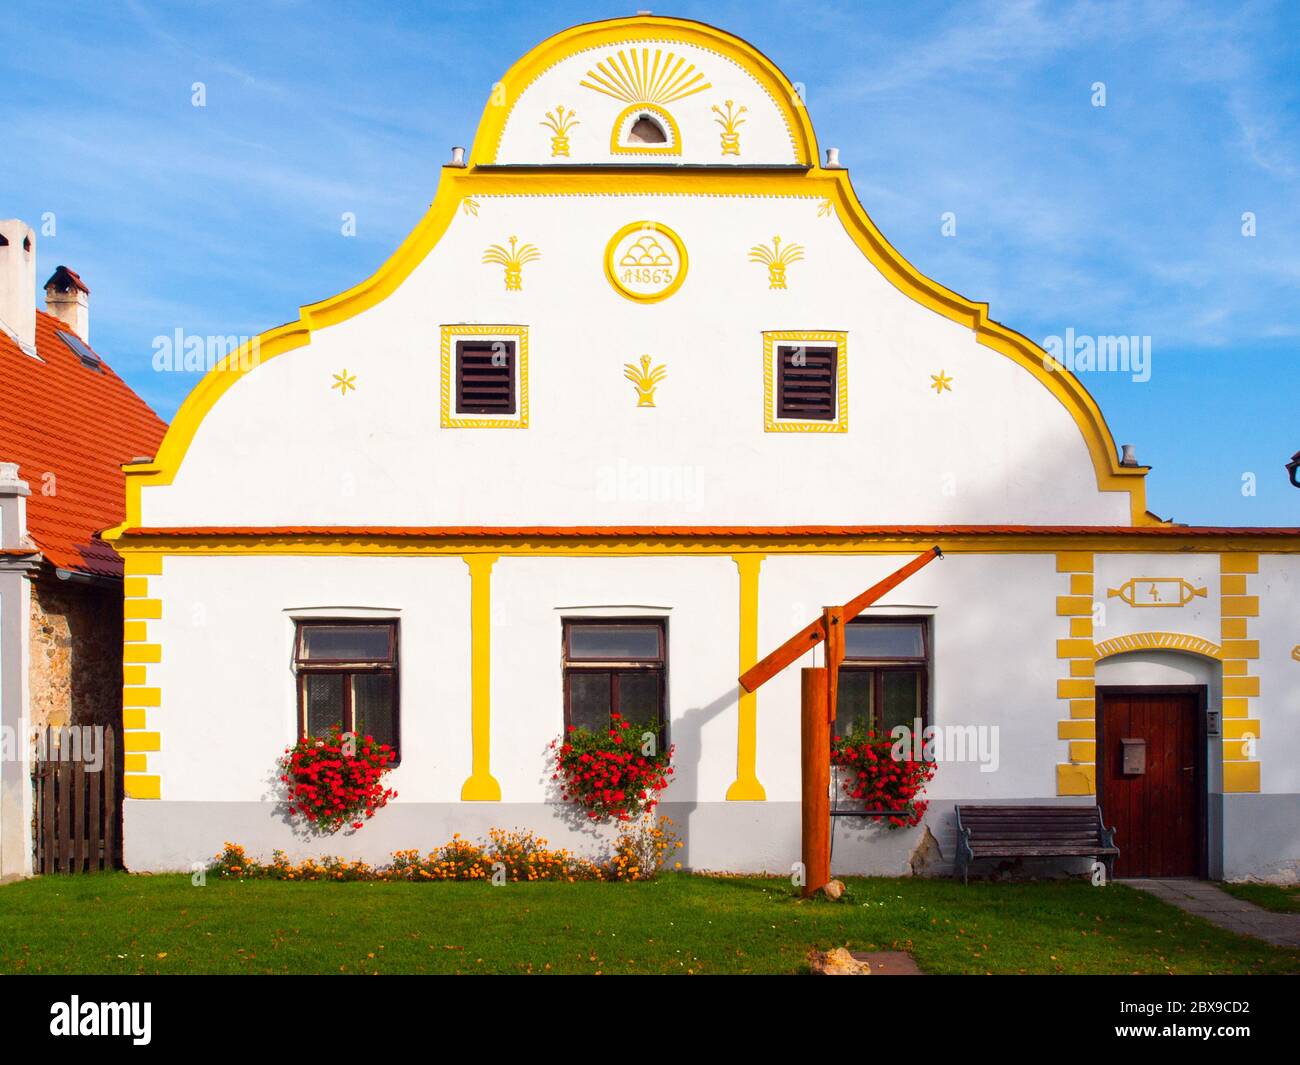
[776,344,836,420]
[456,340,516,415]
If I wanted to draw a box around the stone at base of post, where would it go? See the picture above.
[801,666,831,897]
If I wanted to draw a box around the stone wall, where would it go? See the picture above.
[29,570,121,731]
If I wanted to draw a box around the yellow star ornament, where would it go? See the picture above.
[332,370,357,396]
[930,370,953,395]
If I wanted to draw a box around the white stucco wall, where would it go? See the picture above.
[139,192,1129,529]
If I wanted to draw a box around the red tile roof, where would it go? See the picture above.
[0,310,166,577]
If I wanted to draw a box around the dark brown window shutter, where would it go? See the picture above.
[776,345,836,420]
[456,340,516,414]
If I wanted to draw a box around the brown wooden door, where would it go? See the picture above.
[1099,690,1202,877]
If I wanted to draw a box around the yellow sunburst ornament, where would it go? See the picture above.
[332,370,357,396]
[930,370,953,395]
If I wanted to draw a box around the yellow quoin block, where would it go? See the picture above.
[1069,741,1096,763]
[1069,699,1095,719]
[1070,574,1094,596]
[1057,763,1095,795]
[1069,659,1095,678]
[1222,739,1252,761]
[1220,640,1259,659]
[123,731,161,752]
[1219,574,1247,595]
[122,665,147,686]
[1223,676,1260,698]
[1069,617,1094,638]
[1222,697,1250,718]
[122,686,162,707]
[123,576,150,598]
[1056,596,1093,616]
[1223,719,1261,740]
[124,554,163,577]
[1056,639,1096,659]
[1220,555,1259,574]
[123,754,149,773]
[1056,552,1094,573]
[1057,678,1095,700]
[1220,618,1248,640]
[1222,762,1260,793]
[122,708,148,730]
[124,621,149,642]
[123,643,162,664]
[1058,719,1095,739]
[124,598,163,620]
[1220,596,1259,617]
[124,775,161,799]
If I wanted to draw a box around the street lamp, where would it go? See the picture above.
[1289,451,1300,488]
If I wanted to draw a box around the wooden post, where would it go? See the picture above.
[801,667,831,897]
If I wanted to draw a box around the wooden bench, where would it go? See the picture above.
[954,805,1118,884]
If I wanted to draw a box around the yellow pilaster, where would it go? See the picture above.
[726,554,766,800]
[461,554,502,800]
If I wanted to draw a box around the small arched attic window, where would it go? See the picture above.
[627,113,668,144]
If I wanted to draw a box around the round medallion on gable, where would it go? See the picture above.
[603,221,688,304]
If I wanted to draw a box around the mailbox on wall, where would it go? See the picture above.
[1121,738,1146,775]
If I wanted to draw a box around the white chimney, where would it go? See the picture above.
[0,219,37,356]
[44,265,90,342]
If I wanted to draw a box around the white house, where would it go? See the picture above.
[104,14,1300,881]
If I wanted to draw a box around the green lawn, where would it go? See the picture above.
[2,873,1296,975]
[1220,881,1300,914]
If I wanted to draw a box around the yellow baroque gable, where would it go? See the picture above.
[105,14,1158,538]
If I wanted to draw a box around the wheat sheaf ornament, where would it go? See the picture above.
[482,236,541,291]
[749,235,805,289]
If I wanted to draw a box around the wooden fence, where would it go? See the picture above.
[31,725,120,873]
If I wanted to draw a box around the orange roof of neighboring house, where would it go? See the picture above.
[0,311,166,577]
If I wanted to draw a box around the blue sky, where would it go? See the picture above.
[2,0,1297,525]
